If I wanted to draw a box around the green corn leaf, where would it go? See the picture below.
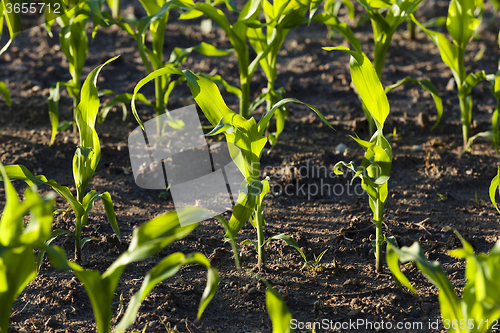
[490,166,500,213]
[0,163,22,246]
[0,163,55,332]
[0,0,20,40]
[46,207,208,333]
[0,82,11,107]
[325,47,389,129]
[0,164,85,218]
[198,266,219,319]
[104,207,206,275]
[225,183,259,238]
[48,82,61,145]
[266,286,293,333]
[100,192,120,240]
[310,0,325,19]
[411,15,460,83]
[446,0,480,48]
[0,247,37,332]
[385,77,443,130]
[73,56,118,199]
[461,70,488,97]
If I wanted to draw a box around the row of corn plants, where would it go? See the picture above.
[2,0,500,331]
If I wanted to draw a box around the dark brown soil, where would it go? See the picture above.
[1,1,500,332]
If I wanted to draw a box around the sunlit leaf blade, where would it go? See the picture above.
[411,15,460,82]
[0,82,11,107]
[0,164,85,218]
[48,82,61,145]
[266,287,293,333]
[490,166,500,213]
[446,0,480,47]
[325,47,389,128]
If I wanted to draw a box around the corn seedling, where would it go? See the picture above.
[46,207,219,333]
[1,58,120,261]
[411,0,490,149]
[131,66,332,270]
[326,46,392,273]
[387,232,500,333]
[206,99,333,270]
[303,248,328,271]
[0,163,55,332]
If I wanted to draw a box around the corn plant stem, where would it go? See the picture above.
[154,76,166,135]
[255,205,265,270]
[457,46,469,149]
[407,20,416,40]
[373,192,384,273]
[75,216,82,261]
[111,0,120,19]
[266,80,273,113]
[459,95,470,149]
[240,80,250,119]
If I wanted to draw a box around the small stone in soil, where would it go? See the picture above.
[411,145,423,152]
[347,309,361,317]
[441,225,452,232]
[45,317,58,327]
[247,287,258,295]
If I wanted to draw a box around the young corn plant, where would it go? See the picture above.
[131,67,332,270]
[47,207,219,333]
[1,58,120,262]
[0,163,55,332]
[325,46,392,273]
[387,232,500,333]
[411,0,487,149]
[350,0,443,135]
